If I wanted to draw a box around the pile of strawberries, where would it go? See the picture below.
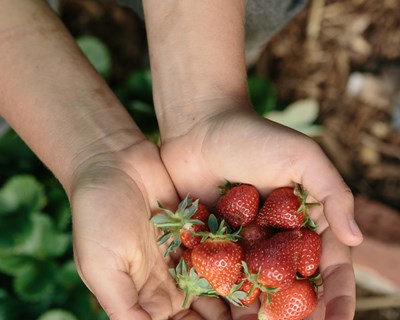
[151,182,322,320]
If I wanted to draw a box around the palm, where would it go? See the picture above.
[70,142,202,320]
[160,107,357,319]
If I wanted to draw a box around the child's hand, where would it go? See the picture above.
[159,102,363,319]
[70,140,233,320]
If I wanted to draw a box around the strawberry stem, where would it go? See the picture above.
[151,194,202,256]
[294,183,319,230]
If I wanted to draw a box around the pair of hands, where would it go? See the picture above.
[70,105,363,320]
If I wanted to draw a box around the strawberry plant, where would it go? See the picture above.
[0,132,109,319]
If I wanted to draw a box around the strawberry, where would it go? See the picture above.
[240,222,275,248]
[258,279,317,320]
[297,229,321,278]
[256,184,317,230]
[192,239,243,296]
[180,202,210,249]
[150,195,209,255]
[191,218,243,296]
[244,230,301,289]
[237,275,261,306]
[170,258,217,308]
[225,272,261,307]
[216,182,260,227]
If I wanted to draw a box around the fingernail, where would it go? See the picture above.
[349,218,363,238]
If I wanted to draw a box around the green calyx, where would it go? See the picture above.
[150,194,204,256]
[217,179,241,195]
[224,281,248,308]
[240,261,279,307]
[169,259,218,308]
[194,214,241,243]
[294,183,319,230]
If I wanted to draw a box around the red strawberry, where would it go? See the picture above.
[240,222,275,248]
[236,275,261,306]
[180,202,210,249]
[297,229,321,277]
[170,258,217,308]
[256,184,317,230]
[258,280,317,320]
[225,272,261,307]
[192,238,243,296]
[216,182,260,227]
[244,230,301,289]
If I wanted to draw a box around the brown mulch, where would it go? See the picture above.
[255,0,400,210]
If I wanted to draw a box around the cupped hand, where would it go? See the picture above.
[69,139,234,320]
[159,102,363,319]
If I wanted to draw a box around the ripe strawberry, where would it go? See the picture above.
[237,275,261,306]
[244,230,301,289]
[170,258,217,308]
[258,279,317,320]
[256,184,317,230]
[150,195,209,256]
[180,202,210,249]
[192,237,243,296]
[225,272,261,307]
[297,229,321,277]
[216,182,260,227]
[240,222,275,248]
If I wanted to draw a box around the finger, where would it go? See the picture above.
[191,296,232,320]
[171,309,205,320]
[319,228,356,320]
[75,258,151,320]
[230,300,259,320]
[294,143,363,246]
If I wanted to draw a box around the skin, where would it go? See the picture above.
[144,1,363,319]
[0,0,363,319]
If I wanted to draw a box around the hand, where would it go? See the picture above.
[69,140,236,320]
[159,100,363,319]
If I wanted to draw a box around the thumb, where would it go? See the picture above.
[76,260,151,320]
[295,144,363,246]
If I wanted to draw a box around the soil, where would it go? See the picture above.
[58,0,400,319]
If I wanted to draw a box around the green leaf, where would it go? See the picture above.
[0,211,33,253]
[57,261,83,291]
[54,205,72,232]
[14,212,70,259]
[14,261,58,302]
[150,214,171,225]
[0,131,41,178]
[248,75,276,116]
[0,255,36,276]
[37,309,78,320]
[124,69,153,100]
[0,175,46,217]
[207,214,219,233]
[76,36,111,78]
[96,310,109,320]
[127,100,155,116]
[0,289,17,320]
[265,99,323,137]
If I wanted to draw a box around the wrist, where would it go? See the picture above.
[157,95,253,142]
[143,0,249,139]
[0,0,146,195]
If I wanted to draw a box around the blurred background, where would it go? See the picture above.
[0,0,399,319]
